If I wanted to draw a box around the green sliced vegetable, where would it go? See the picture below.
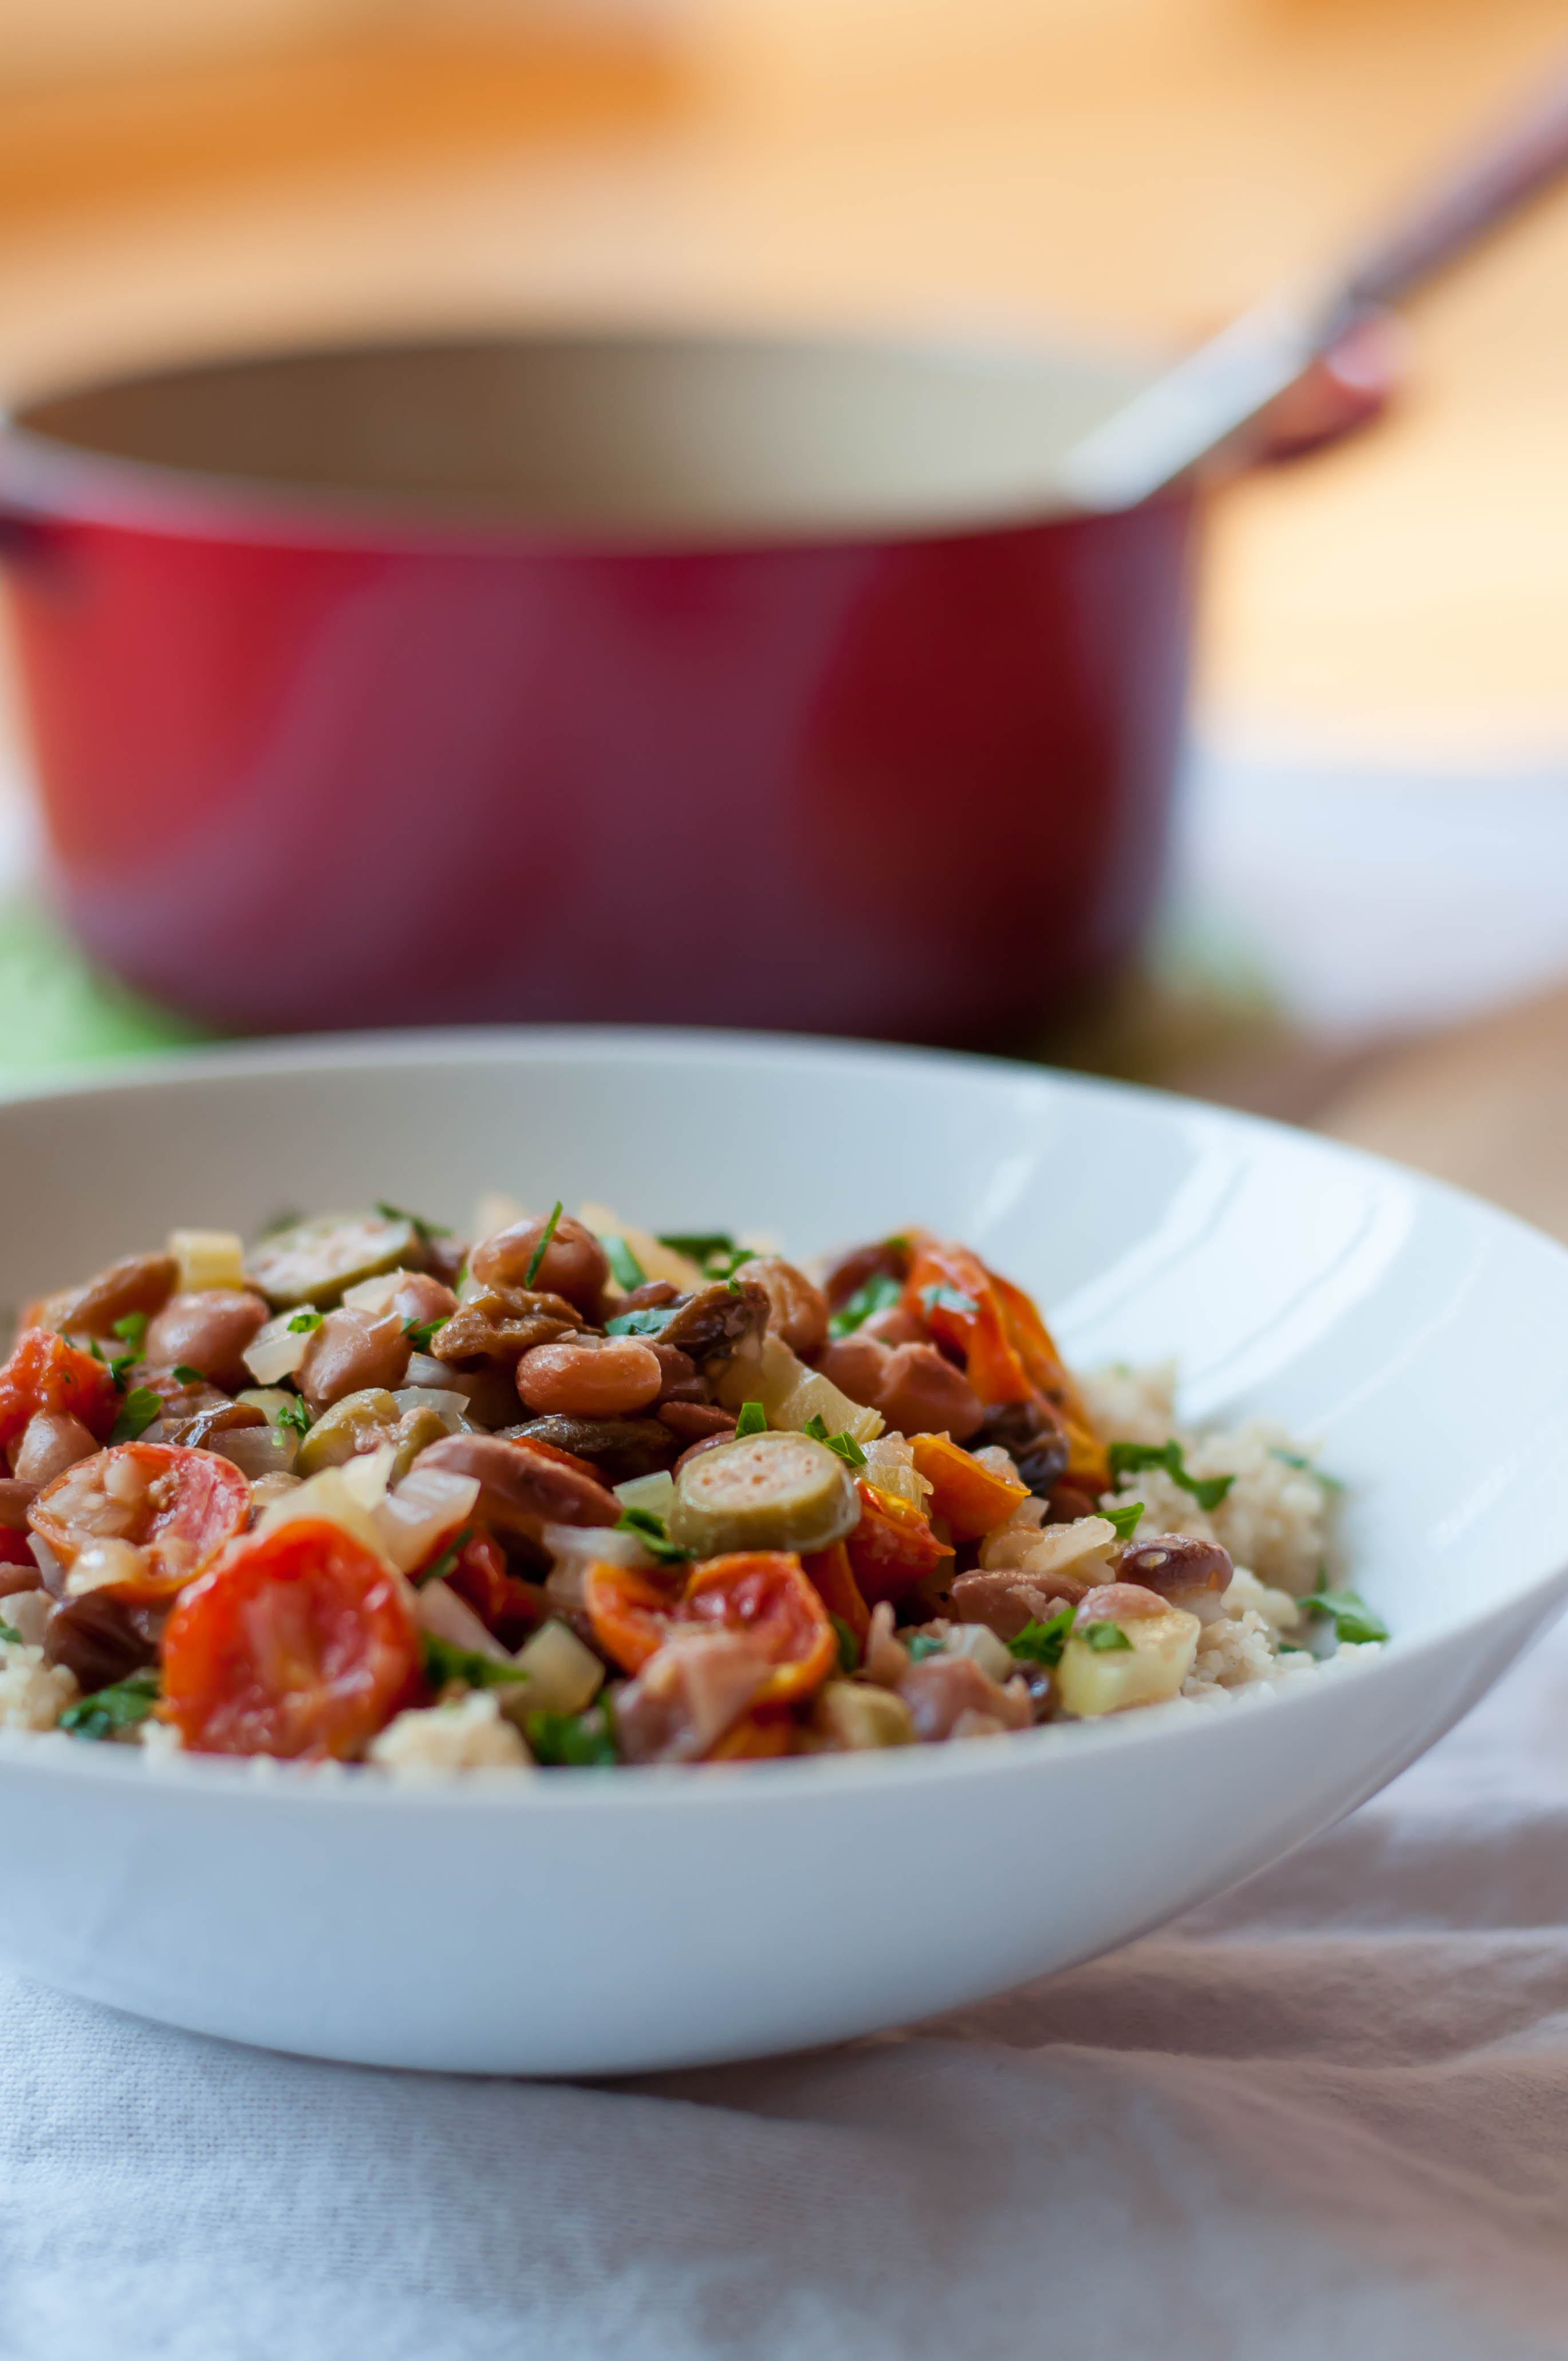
[828,1272,903,1340]
[601,1234,647,1292]
[734,1400,768,1439]
[109,1388,161,1445]
[248,1211,417,1310]
[60,1671,160,1741]
[801,1413,867,1470]
[1008,1606,1075,1666]
[526,1704,618,1767]
[1106,1439,1235,1514]
[421,1634,526,1691]
[522,1202,563,1290]
[668,1429,860,1559]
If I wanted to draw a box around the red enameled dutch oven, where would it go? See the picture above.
[0,330,1196,1042]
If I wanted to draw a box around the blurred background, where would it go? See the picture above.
[1,0,1567,1225]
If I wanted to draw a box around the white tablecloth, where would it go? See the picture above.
[6,1618,1568,2361]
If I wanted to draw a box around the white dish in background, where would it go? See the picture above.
[0,1028,1564,2077]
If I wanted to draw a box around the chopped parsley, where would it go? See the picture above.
[1008,1605,1075,1666]
[419,1528,472,1587]
[403,1317,444,1352]
[734,1400,768,1439]
[604,1304,676,1338]
[905,1633,947,1663]
[1104,1500,1146,1542]
[526,1703,618,1768]
[1306,1582,1388,1646]
[111,1312,148,1355]
[616,1506,691,1565]
[0,1617,21,1647]
[171,1365,207,1387]
[828,1272,903,1339]
[919,1281,979,1319]
[656,1231,753,1282]
[802,1414,867,1470]
[109,1387,162,1446]
[60,1671,160,1741]
[274,1396,312,1438]
[375,1200,451,1245]
[1106,1439,1235,1514]
[287,1309,324,1335]
[601,1234,647,1293]
[420,1634,527,1691]
[522,1202,564,1289]
[1081,1620,1133,1653]
[1273,1447,1345,1493]
[830,1614,860,1674]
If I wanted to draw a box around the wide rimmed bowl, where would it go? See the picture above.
[1,1029,1565,2077]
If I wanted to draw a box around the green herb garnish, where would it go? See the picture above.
[905,1633,947,1663]
[171,1365,207,1386]
[375,1200,452,1245]
[601,1234,647,1292]
[60,1671,160,1741]
[1273,1447,1345,1492]
[919,1282,979,1319]
[828,1271,903,1339]
[0,1618,22,1647]
[403,1317,444,1352]
[1008,1605,1075,1666]
[830,1614,860,1674]
[1306,1582,1388,1646]
[656,1231,752,1281]
[275,1396,312,1438]
[802,1414,867,1470]
[109,1388,162,1446]
[287,1309,324,1335]
[420,1634,526,1691]
[734,1400,768,1439]
[1082,1620,1133,1653]
[419,1528,472,1587]
[1106,1439,1235,1514]
[111,1312,148,1356]
[604,1304,676,1338]
[526,1704,618,1768]
[1104,1500,1146,1542]
[522,1202,564,1290]
[615,1506,691,1565]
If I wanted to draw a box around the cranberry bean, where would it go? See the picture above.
[950,1566,1091,1640]
[859,1305,924,1348]
[11,1412,99,1488]
[388,1271,458,1331]
[0,1477,38,1530]
[44,1253,179,1339]
[732,1257,829,1360]
[43,1589,159,1691]
[615,1281,678,1316]
[657,1401,736,1446]
[675,1429,740,1472]
[1115,1533,1233,1609]
[469,1215,609,1320]
[824,1238,911,1309]
[877,1344,984,1443]
[144,1290,270,1390]
[1075,1581,1176,1624]
[648,1342,704,1404]
[814,1333,891,1407]
[297,1308,412,1414]
[517,1335,664,1419]
[417,1433,619,1549]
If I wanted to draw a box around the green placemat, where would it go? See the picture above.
[0,898,212,1086]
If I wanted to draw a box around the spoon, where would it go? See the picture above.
[1058,60,1568,512]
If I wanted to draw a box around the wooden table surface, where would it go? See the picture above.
[1,0,1566,1225]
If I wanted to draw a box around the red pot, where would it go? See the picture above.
[0,331,1197,1044]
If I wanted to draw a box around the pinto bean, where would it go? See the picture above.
[877,1344,984,1443]
[813,1333,889,1407]
[417,1432,620,1549]
[44,1253,179,1339]
[1114,1533,1233,1616]
[950,1565,1089,1640]
[657,1401,737,1447]
[516,1335,664,1419]
[859,1305,925,1348]
[732,1258,829,1359]
[11,1412,99,1488]
[388,1271,458,1331]
[144,1290,270,1390]
[616,1281,678,1317]
[506,1415,676,1484]
[0,1477,37,1530]
[469,1215,609,1321]
[656,1280,771,1366]
[43,1589,160,1691]
[648,1341,704,1404]
[297,1308,412,1414]
[974,1399,1070,1497]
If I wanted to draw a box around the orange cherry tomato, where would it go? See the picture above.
[798,1538,871,1647]
[681,1552,836,1706]
[160,1517,421,1758]
[583,1560,682,1674]
[438,1528,546,1651]
[908,1432,1029,1541]
[0,1328,118,1451]
[30,1442,251,1597]
[989,1273,1109,1492]
[844,1480,954,1604]
[902,1238,1032,1407]
[704,1712,794,1761]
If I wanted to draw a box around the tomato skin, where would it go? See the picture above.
[682,1553,836,1705]
[440,1529,546,1649]
[583,1561,681,1673]
[903,1239,1031,1407]
[907,1433,1029,1542]
[161,1518,421,1758]
[30,1443,251,1598]
[0,1329,117,1450]
[844,1482,953,1605]
[799,1538,871,1646]
[705,1713,794,1761]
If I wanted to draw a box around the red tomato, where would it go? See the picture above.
[902,1238,1031,1407]
[844,1481,954,1604]
[682,1553,836,1705]
[583,1561,681,1673]
[439,1528,546,1650]
[0,1328,118,1450]
[705,1713,794,1761]
[160,1518,421,1758]
[30,1442,250,1597]
[798,1538,871,1648]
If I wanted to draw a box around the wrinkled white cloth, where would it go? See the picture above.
[5,1625,1568,2361]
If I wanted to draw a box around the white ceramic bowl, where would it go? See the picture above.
[1,1030,1565,2076]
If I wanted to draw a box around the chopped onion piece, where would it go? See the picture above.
[2,1590,51,1647]
[342,1271,405,1315]
[541,1519,651,1611]
[614,1469,675,1517]
[391,1387,471,1434]
[27,1535,63,1591]
[169,1228,246,1292]
[256,1466,390,1564]
[510,1619,604,1717]
[214,1425,298,1481]
[416,1576,513,1662]
[243,1311,316,1386]
[341,1444,398,1512]
[372,1464,480,1577]
[65,1537,151,1596]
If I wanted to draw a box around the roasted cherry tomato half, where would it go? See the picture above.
[30,1442,251,1597]
[907,1433,1029,1543]
[844,1481,954,1605]
[0,1328,118,1451]
[704,1711,794,1761]
[438,1527,546,1650]
[681,1552,837,1706]
[160,1517,421,1758]
[583,1560,683,1674]
[799,1538,872,1648]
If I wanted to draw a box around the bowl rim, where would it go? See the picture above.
[3,1021,1565,1813]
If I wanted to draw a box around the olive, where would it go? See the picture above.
[506,1415,677,1484]
[294,1387,401,1477]
[974,1400,1071,1497]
